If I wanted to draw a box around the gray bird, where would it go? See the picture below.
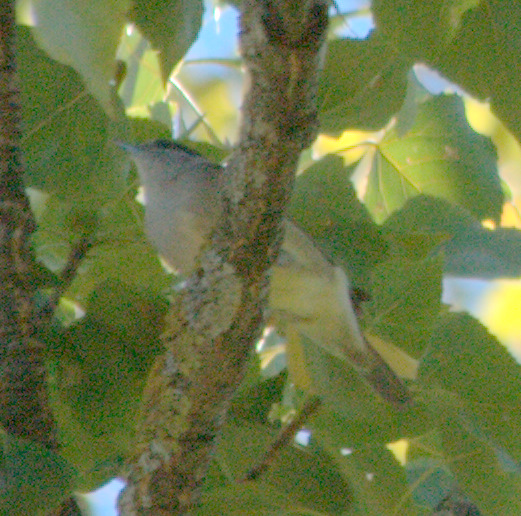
[118,140,411,408]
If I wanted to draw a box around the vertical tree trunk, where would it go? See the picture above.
[118,1,329,513]
[0,0,57,450]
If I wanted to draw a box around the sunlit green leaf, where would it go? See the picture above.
[117,29,166,114]
[365,95,502,223]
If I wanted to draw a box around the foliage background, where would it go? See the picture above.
[4,0,521,514]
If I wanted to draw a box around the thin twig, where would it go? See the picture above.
[240,395,322,482]
[38,235,93,321]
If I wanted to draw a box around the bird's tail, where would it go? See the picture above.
[361,343,412,409]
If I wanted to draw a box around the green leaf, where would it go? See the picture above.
[18,27,125,207]
[213,419,276,482]
[393,71,430,138]
[383,195,477,238]
[41,193,170,301]
[126,116,172,143]
[317,34,409,133]
[209,418,351,514]
[405,457,454,509]
[264,444,351,515]
[311,401,434,452]
[312,430,426,516]
[230,370,287,424]
[373,0,480,61]
[289,155,388,283]
[0,434,76,515]
[301,335,390,417]
[435,1,521,143]
[49,390,127,490]
[365,95,502,223]
[47,280,165,489]
[383,195,521,278]
[382,195,475,262]
[117,31,166,112]
[31,189,170,309]
[420,312,521,462]
[83,279,167,345]
[365,256,443,357]
[198,482,320,515]
[374,0,521,144]
[29,0,128,114]
[128,0,204,83]
[444,227,521,278]
[440,414,521,516]
[31,194,100,273]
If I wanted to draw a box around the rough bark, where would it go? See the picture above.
[0,0,57,450]
[118,0,329,514]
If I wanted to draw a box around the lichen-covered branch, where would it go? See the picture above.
[118,1,329,513]
[0,0,57,449]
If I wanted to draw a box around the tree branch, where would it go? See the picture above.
[0,0,57,450]
[240,395,322,482]
[118,1,329,513]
